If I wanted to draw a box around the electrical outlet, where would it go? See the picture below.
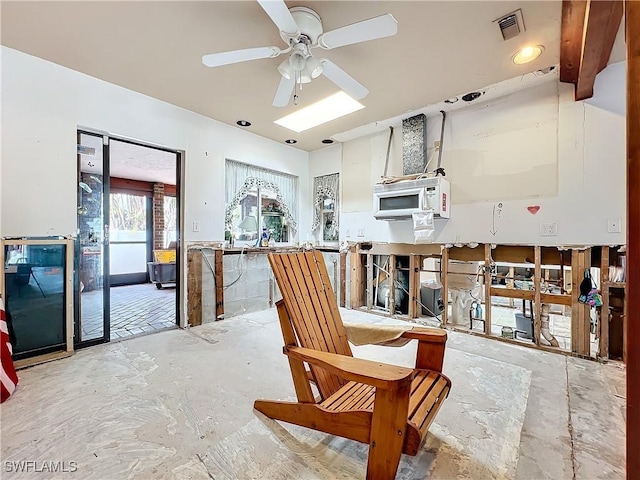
[607,218,621,233]
[357,228,365,237]
[540,223,558,236]
[346,229,351,238]
[192,221,200,233]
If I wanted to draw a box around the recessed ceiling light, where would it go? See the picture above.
[236,120,251,127]
[321,139,334,144]
[284,139,297,144]
[512,45,544,65]
[274,92,365,133]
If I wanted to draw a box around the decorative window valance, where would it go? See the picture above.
[311,173,339,232]
[225,160,298,233]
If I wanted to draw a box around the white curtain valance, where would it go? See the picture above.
[311,173,339,232]
[225,160,298,233]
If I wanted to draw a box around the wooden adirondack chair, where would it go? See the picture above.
[254,251,451,480]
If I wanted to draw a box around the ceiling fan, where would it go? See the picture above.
[202,0,398,107]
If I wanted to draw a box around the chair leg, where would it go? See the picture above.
[366,385,410,480]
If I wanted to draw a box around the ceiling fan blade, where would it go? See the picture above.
[273,75,295,107]
[320,59,369,100]
[202,46,280,67]
[256,0,299,37]
[318,13,398,50]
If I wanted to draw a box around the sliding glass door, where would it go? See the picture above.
[76,130,182,347]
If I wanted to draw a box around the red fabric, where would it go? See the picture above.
[1,300,19,402]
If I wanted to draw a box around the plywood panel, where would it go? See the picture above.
[187,249,202,327]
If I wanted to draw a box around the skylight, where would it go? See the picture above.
[274,92,364,133]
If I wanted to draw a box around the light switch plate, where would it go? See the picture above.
[192,221,200,233]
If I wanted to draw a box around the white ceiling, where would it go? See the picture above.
[0,1,625,152]
[79,135,177,185]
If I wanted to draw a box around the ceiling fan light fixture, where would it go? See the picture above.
[305,56,323,79]
[278,59,294,79]
[289,44,309,71]
[298,70,313,84]
[298,57,323,84]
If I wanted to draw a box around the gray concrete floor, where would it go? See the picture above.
[0,308,625,479]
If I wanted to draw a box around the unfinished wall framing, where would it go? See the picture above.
[349,242,626,361]
[187,245,346,325]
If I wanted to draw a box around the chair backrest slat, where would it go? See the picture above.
[311,250,352,354]
[281,253,341,396]
[268,251,352,399]
[269,252,330,392]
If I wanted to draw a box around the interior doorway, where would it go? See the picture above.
[75,131,181,347]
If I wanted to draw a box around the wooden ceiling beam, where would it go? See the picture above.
[560,1,587,84]
[597,1,624,72]
[560,0,623,100]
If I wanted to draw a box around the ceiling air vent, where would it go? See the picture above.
[495,9,525,41]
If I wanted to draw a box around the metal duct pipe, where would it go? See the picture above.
[436,110,446,175]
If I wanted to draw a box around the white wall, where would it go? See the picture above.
[0,46,310,242]
[1,46,312,327]
[332,62,626,246]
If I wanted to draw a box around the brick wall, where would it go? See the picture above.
[153,183,165,250]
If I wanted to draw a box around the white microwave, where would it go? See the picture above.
[372,177,450,221]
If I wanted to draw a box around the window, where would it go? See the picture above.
[164,195,177,248]
[312,173,339,243]
[109,192,148,275]
[322,197,338,242]
[225,160,298,244]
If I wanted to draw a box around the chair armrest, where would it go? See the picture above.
[401,327,447,372]
[400,326,447,343]
[284,346,413,390]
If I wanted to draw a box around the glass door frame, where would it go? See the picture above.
[75,129,183,349]
[75,130,111,348]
